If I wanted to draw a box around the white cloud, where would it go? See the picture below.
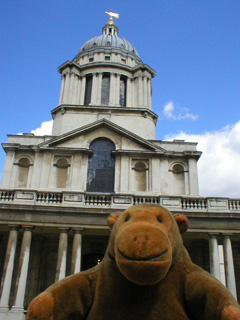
[31,120,53,136]
[163,101,198,121]
[165,121,240,198]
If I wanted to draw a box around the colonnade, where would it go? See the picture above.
[59,71,152,109]
[0,227,238,319]
[209,233,237,299]
[0,227,83,320]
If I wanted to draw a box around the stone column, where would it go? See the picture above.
[90,73,98,105]
[62,72,70,104]
[147,78,152,109]
[115,73,120,106]
[0,226,19,312]
[143,77,148,107]
[126,78,131,107]
[109,73,116,106]
[223,235,237,299]
[55,229,69,282]
[138,76,143,107]
[68,72,73,104]
[71,229,83,274]
[71,73,78,105]
[209,234,221,281]
[76,76,82,105]
[9,227,32,319]
[80,76,86,105]
[96,73,102,105]
[58,75,65,105]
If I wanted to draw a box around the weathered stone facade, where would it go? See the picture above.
[0,18,239,320]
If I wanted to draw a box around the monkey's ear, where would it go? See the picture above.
[174,214,189,234]
[107,212,121,229]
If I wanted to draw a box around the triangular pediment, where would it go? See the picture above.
[38,119,166,154]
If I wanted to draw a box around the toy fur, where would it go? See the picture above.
[27,204,240,320]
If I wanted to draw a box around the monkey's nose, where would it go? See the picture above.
[134,235,148,250]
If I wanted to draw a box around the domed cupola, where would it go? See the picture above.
[73,21,142,65]
[54,12,157,140]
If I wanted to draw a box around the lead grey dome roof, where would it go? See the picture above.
[73,27,142,64]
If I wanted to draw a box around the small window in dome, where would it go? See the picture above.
[107,41,111,46]
[120,44,124,48]
[109,28,112,34]
[105,56,110,61]
[93,43,97,47]
[89,57,94,62]
[121,58,126,64]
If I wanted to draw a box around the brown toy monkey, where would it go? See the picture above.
[27,204,240,320]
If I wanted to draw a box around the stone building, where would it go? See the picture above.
[0,15,240,320]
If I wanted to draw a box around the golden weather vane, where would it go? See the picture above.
[105,9,119,25]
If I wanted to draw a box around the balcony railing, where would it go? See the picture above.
[0,188,240,213]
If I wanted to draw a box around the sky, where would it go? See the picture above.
[0,0,240,198]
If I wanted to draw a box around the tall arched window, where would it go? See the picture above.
[17,157,31,187]
[84,75,92,105]
[87,139,115,193]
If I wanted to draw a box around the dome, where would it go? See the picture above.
[73,23,142,64]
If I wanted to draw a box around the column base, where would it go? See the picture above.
[8,307,25,320]
[0,308,9,320]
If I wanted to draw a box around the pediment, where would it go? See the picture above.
[38,119,166,154]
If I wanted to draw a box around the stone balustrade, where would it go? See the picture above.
[0,188,240,213]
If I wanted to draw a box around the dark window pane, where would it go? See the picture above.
[87,139,115,193]
[101,75,110,105]
[120,77,126,107]
[84,75,92,105]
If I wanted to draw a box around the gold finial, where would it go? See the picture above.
[105,9,119,25]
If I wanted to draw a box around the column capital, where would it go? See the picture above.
[8,224,20,230]
[72,228,84,234]
[22,225,34,231]
[222,234,233,238]
[58,228,70,233]
[208,233,220,238]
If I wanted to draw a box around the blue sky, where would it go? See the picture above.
[1,1,240,197]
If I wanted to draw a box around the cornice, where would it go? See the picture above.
[58,60,156,77]
[51,104,158,122]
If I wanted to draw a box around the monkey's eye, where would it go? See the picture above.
[125,215,130,222]
[157,216,162,223]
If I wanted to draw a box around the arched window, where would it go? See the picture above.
[17,157,31,187]
[87,139,115,193]
[84,75,92,105]
[132,160,148,191]
[171,163,185,195]
[119,76,127,107]
[55,158,70,188]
